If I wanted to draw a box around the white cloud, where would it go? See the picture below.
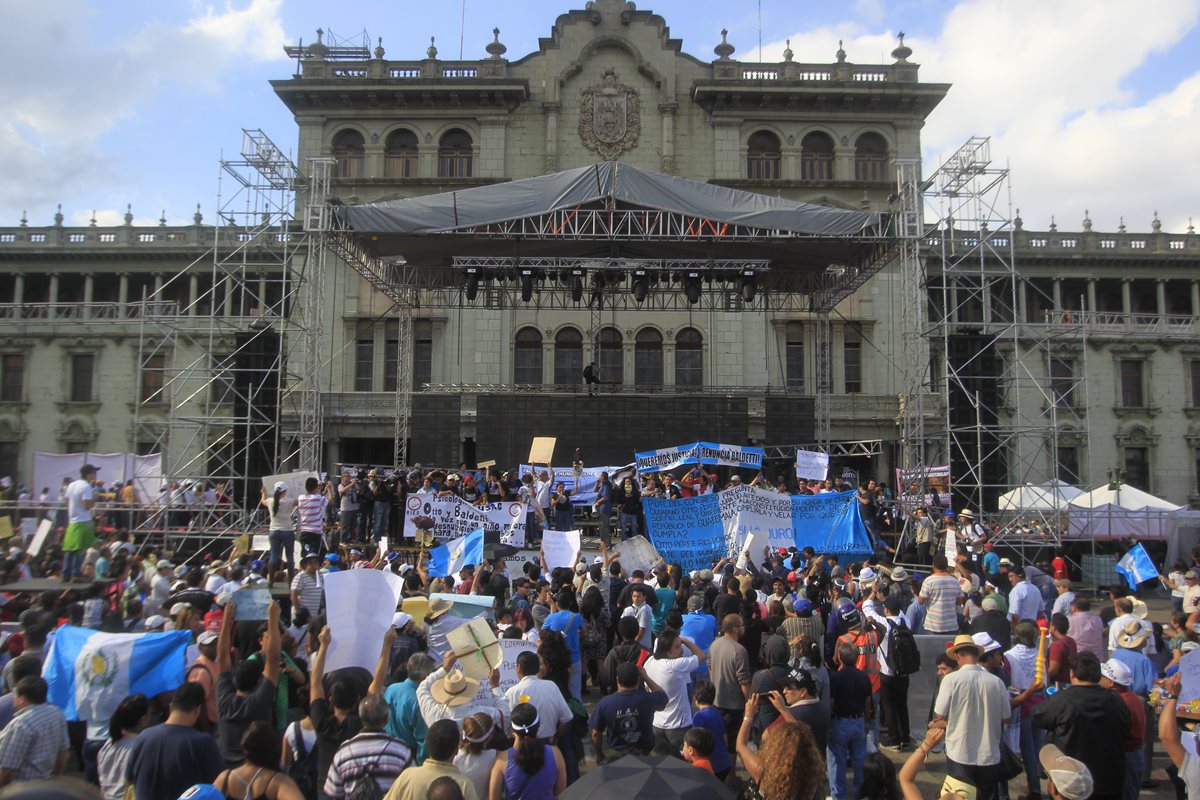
[0,0,287,220]
[765,0,1200,232]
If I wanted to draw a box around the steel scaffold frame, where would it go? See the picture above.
[130,129,325,545]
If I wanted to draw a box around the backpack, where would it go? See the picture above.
[346,741,394,800]
[885,618,921,676]
[285,721,318,799]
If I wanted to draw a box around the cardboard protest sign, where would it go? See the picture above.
[232,587,271,621]
[477,460,497,470]
[613,535,661,575]
[542,530,581,571]
[795,450,830,481]
[528,437,556,465]
[27,519,53,557]
[497,638,538,692]
[324,569,406,672]
[251,534,270,553]
[445,617,502,682]
[262,471,318,504]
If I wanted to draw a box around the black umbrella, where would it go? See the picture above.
[560,755,735,800]
[483,542,518,560]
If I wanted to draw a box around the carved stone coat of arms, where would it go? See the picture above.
[579,67,641,160]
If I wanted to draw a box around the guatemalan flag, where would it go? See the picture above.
[428,527,485,578]
[44,626,191,734]
[1115,543,1160,590]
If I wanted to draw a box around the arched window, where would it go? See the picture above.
[514,327,543,384]
[554,327,583,385]
[675,328,703,387]
[384,129,418,178]
[599,327,623,385]
[855,132,889,182]
[332,129,365,178]
[746,131,781,180]
[800,131,834,181]
[634,328,663,387]
[437,129,473,178]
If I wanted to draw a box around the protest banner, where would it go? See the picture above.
[613,535,662,575]
[795,450,830,481]
[635,441,763,474]
[232,587,271,621]
[403,493,526,546]
[896,464,952,512]
[645,485,872,571]
[517,465,627,506]
[324,569,406,672]
[542,530,581,571]
[497,639,538,692]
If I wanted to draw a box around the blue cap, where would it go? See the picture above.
[250,559,265,572]
[325,553,339,563]
[178,786,224,800]
[944,509,956,519]
[793,598,814,615]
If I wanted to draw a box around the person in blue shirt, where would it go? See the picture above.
[542,589,584,701]
[1108,619,1158,697]
[690,680,734,780]
[680,596,718,679]
[982,542,1000,577]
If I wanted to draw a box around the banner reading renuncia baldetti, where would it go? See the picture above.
[634,441,763,473]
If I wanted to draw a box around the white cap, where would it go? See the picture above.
[197,631,219,645]
[170,602,192,616]
[392,611,413,630]
[144,615,168,631]
[858,567,878,585]
[1101,658,1133,687]
[157,559,173,569]
[1040,744,1094,800]
[272,481,288,493]
[397,563,414,575]
[971,631,1003,654]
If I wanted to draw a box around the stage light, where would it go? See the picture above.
[632,269,649,303]
[684,271,701,305]
[740,269,756,303]
[520,269,533,302]
[465,268,480,301]
[571,269,584,302]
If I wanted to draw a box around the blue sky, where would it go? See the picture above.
[3,0,1197,232]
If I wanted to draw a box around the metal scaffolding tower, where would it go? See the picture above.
[131,129,324,543]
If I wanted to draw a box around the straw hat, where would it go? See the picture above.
[430,669,479,707]
[1117,619,1149,649]
[950,634,983,656]
[1127,597,1149,620]
[889,567,909,583]
[427,596,453,620]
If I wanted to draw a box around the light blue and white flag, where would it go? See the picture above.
[43,626,191,730]
[1116,543,1159,590]
[428,527,485,578]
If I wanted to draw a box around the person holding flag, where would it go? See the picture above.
[427,528,485,579]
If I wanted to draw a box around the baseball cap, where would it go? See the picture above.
[197,631,219,646]
[250,559,265,572]
[793,598,813,615]
[786,571,798,582]
[392,612,413,630]
[272,480,288,493]
[156,559,174,570]
[397,562,413,574]
[144,615,168,631]
[1101,658,1132,687]
[1039,744,1094,800]
[169,602,192,616]
[981,597,1000,612]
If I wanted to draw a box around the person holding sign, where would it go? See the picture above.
[261,481,296,581]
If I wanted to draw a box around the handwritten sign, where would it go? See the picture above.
[613,535,661,575]
[262,471,318,504]
[795,450,830,481]
[542,530,581,571]
[251,534,270,553]
[497,638,538,692]
[643,497,725,571]
[232,587,271,621]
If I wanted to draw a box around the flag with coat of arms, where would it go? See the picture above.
[1115,543,1159,590]
[44,626,191,732]
[428,527,485,578]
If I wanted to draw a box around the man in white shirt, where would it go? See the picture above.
[148,559,174,614]
[1008,569,1043,625]
[1107,596,1157,656]
[932,635,1011,800]
[204,561,229,594]
[621,585,655,650]
[62,464,98,582]
[504,651,573,740]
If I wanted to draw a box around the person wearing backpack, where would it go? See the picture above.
[324,694,412,800]
[871,594,919,752]
[281,714,318,800]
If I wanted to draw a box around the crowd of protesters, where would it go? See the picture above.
[0,463,1195,800]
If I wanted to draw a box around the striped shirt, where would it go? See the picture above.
[297,493,327,534]
[919,574,963,634]
[290,572,324,616]
[324,732,412,798]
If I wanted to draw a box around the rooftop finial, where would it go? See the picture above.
[374,36,385,60]
[90,210,97,227]
[1152,210,1162,233]
[1189,217,1195,235]
[427,36,438,59]
[1049,214,1057,232]
[124,204,133,226]
[54,203,64,227]
[486,27,507,58]
[836,39,846,63]
[1082,209,1092,231]
[309,27,328,57]
[18,211,27,228]
[1013,208,1023,231]
[159,209,167,227]
[714,28,735,60]
[891,31,912,62]
[1118,216,1126,233]
[783,39,793,62]
[194,204,203,226]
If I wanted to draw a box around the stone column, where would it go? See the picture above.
[1192,281,1200,317]
[1121,278,1132,315]
[1016,279,1027,323]
[1156,279,1167,317]
[659,102,677,174]
[1052,279,1063,311]
[188,274,199,317]
[82,275,93,319]
[48,273,59,304]
[543,103,560,172]
[12,273,23,306]
[224,276,234,318]
[1086,279,1096,313]
[117,273,128,306]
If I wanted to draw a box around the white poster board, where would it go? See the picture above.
[323,569,406,672]
[614,535,660,574]
[27,519,53,558]
[795,450,830,481]
[262,471,319,505]
[542,530,581,571]
[497,638,538,692]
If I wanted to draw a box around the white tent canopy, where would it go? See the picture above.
[1066,483,1184,539]
[997,480,1084,512]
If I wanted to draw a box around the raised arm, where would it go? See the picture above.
[369,627,399,695]
[217,599,236,674]
[309,625,330,704]
[900,727,946,800]
[262,602,282,686]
